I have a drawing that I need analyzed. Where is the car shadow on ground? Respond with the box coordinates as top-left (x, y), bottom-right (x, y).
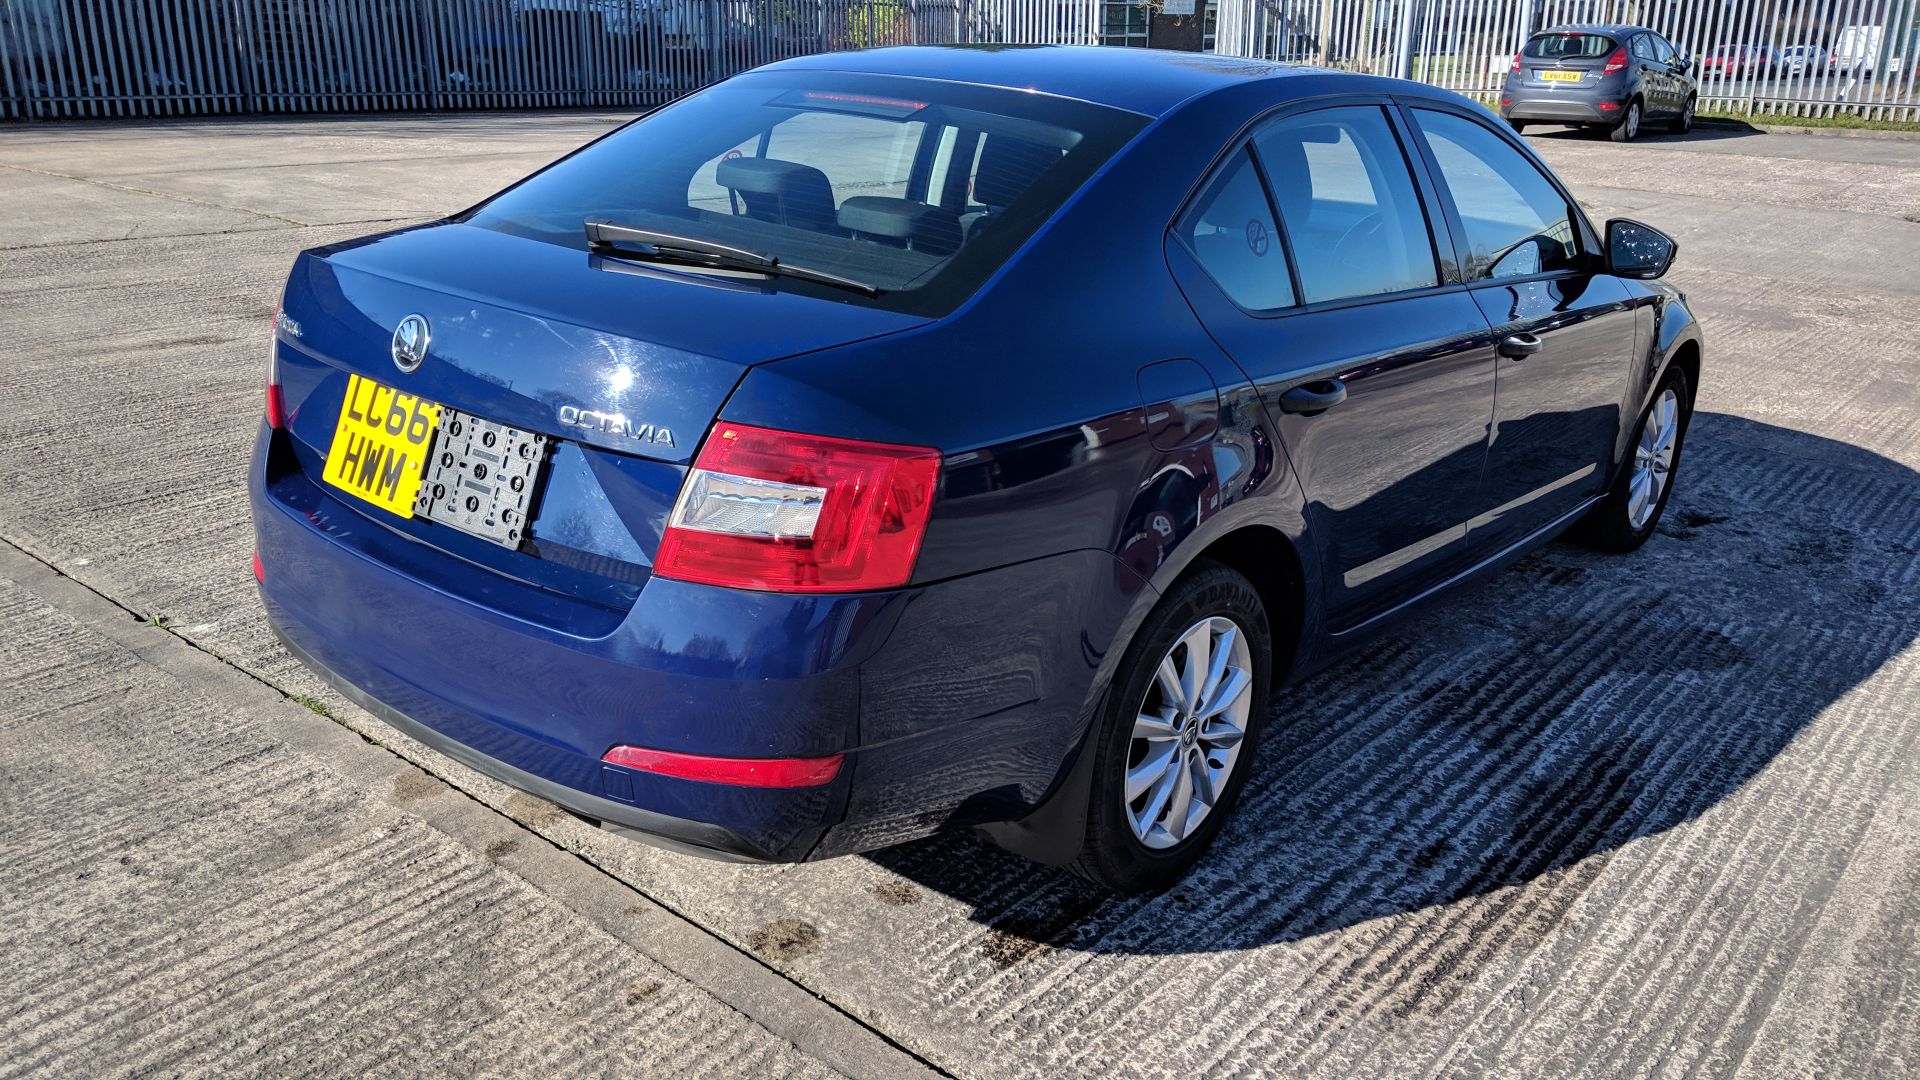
top-left (865, 412), bottom-right (1919, 958)
top-left (1527, 122), bottom-right (1767, 143)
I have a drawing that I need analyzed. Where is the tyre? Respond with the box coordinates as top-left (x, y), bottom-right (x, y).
top-left (1507, 118), bottom-right (1528, 134)
top-left (1609, 98), bottom-right (1643, 142)
top-left (1575, 367), bottom-right (1691, 552)
top-left (1670, 94), bottom-right (1696, 134)
top-left (1068, 562), bottom-right (1272, 893)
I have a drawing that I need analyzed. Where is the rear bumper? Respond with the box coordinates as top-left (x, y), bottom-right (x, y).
top-left (250, 423), bottom-right (1146, 862)
top-left (1503, 97), bottom-right (1617, 123)
top-left (271, 619), bottom-right (777, 862)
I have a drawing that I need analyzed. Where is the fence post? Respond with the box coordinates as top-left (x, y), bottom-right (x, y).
top-left (578, 0), bottom-right (590, 107)
top-left (424, 0), bottom-right (443, 111)
top-left (0, 0), bottom-right (31, 121)
top-left (1393, 0), bottom-right (1416, 77)
top-left (234, 0), bottom-right (259, 114)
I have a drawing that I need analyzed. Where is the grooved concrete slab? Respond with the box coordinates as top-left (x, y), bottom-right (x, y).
top-left (0, 565), bottom-right (849, 1079)
top-left (2, 114), bottom-right (1916, 1079)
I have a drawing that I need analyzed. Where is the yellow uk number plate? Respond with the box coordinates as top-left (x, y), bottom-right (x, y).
top-left (1540, 69), bottom-right (1583, 82)
top-left (323, 374), bottom-right (442, 517)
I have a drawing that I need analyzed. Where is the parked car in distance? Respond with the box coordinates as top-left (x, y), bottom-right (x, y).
top-left (1820, 23), bottom-right (1912, 73)
top-left (1502, 23), bottom-right (1698, 141)
top-left (252, 45), bottom-right (1702, 893)
top-left (1778, 44), bottom-right (1827, 74)
top-left (1699, 43), bottom-right (1774, 76)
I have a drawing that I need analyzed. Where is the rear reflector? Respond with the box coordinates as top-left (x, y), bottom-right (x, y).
top-left (252, 551), bottom-right (264, 583)
top-left (656, 422), bottom-right (940, 593)
top-left (602, 745), bottom-right (845, 787)
top-left (1598, 101), bottom-right (1621, 111)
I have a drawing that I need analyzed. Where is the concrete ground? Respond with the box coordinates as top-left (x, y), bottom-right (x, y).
top-left (1, 113), bottom-right (1917, 1079)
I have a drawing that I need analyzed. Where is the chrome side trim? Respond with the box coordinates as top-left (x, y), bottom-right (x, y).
top-left (1466, 462), bottom-right (1598, 533)
top-left (1342, 523), bottom-right (1467, 589)
top-left (1330, 493), bottom-right (1605, 640)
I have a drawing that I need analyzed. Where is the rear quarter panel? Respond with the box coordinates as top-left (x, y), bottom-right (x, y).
top-left (717, 82), bottom-right (1327, 830)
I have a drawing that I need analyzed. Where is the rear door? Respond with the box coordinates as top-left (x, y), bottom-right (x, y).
top-left (1402, 103), bottom-right (1637, 553)
top-left (1165, 100), bottom-right (1498, 630)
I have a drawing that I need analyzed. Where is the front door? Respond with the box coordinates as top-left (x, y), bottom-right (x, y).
top-left (1404, 104), bottom-right (1637, 552)
top-left (1629, 33), bottom-right (1670, 115)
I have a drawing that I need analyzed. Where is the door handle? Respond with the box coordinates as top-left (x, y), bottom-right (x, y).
top-left (1499, 333), bottom-right (1545, 359)
top-left (1279, 378), bottom-right (1347, 415)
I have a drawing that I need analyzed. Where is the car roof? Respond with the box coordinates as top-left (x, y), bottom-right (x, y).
top-left (1534, 24), bottom-right (1650, 38)
top-left (759, 44), bottom-right (1451, 118)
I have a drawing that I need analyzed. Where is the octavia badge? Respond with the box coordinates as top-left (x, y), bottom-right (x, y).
top-left (557, 405), bottom-right (675, 449)
top-left (391, 314), bottom-right (430, 373)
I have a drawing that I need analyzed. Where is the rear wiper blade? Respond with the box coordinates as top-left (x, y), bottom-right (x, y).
top-left (584, 219), bottom-right (880, 296)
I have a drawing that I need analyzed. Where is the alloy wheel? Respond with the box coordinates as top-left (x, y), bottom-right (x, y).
top-left (1124, 615), bottom-right (1254, 849)
top-left (1628, 387), bottom-right (1680, 529)
top-left (1625, 102), bottom-right (1641, 139)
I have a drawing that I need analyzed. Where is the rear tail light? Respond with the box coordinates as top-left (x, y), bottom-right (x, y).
top-left (602, 745), bottom-right (844, 787)
top-left (1603, 46), bottom-right (1628, 75)
top-left (655, 422), bottom-right (941, 593)
top-left (266, 302), bottom-right (286, 429)
top-left (1510, 52), bottom-right (1522, 74)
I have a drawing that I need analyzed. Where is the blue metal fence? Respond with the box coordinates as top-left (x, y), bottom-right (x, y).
top-left (2, 0), bottom-right (1915, 120)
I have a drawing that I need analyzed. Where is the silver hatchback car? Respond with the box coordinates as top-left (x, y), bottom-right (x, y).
top-left (1501, 24), bottom-right (1699, 142)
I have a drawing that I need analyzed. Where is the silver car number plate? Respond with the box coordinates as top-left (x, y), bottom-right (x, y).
top-left (413, 408), bottom-right (549, 549)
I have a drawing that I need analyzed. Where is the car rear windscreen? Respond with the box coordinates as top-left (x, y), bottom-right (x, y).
top-left (462, 71), bottom-right (1148, 316)
top-left (1523, 32), bottom-right (1619, 60)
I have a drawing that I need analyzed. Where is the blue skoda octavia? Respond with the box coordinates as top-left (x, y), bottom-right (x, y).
top-left (252, 45), bottom-right (1700, 892)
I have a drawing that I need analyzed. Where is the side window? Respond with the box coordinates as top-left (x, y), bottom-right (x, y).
top-left (1412, 108), bottom-right (1581, 281)
top-left (1251, 106), bottom-right (1438, 304)
top-left (688, 134), bottom-right (762, 214)
top-left (966, 134), bottom-right (1066, 212)
top-left (1630, 33), bottom-right (1656, 61)
top-left (1177, 149), bottom-right (1294, 310)
top-left (1650, 35), bottom-right (1677, 63)
top-left (764, 112), bottom-right (926, 205)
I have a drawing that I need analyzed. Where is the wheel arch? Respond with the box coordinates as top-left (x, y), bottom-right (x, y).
top-left (1181, 525), bottom-right (1308, 684)
top-left (1667, 337), bottom-right (1702, 408)
top-left (979, 519), bottom-right (1317, 865)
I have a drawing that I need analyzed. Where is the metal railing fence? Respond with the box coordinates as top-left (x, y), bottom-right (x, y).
top-left (3, 0), bottom-right (1915, 120)
top-left (1217, 0), bottom-right (1920, 119)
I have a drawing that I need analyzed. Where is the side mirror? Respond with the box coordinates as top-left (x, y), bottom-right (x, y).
top-left (1677, 56), bottom-right (1693, 72)
top-left (1606, 218), bottom-right (1677, 279)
